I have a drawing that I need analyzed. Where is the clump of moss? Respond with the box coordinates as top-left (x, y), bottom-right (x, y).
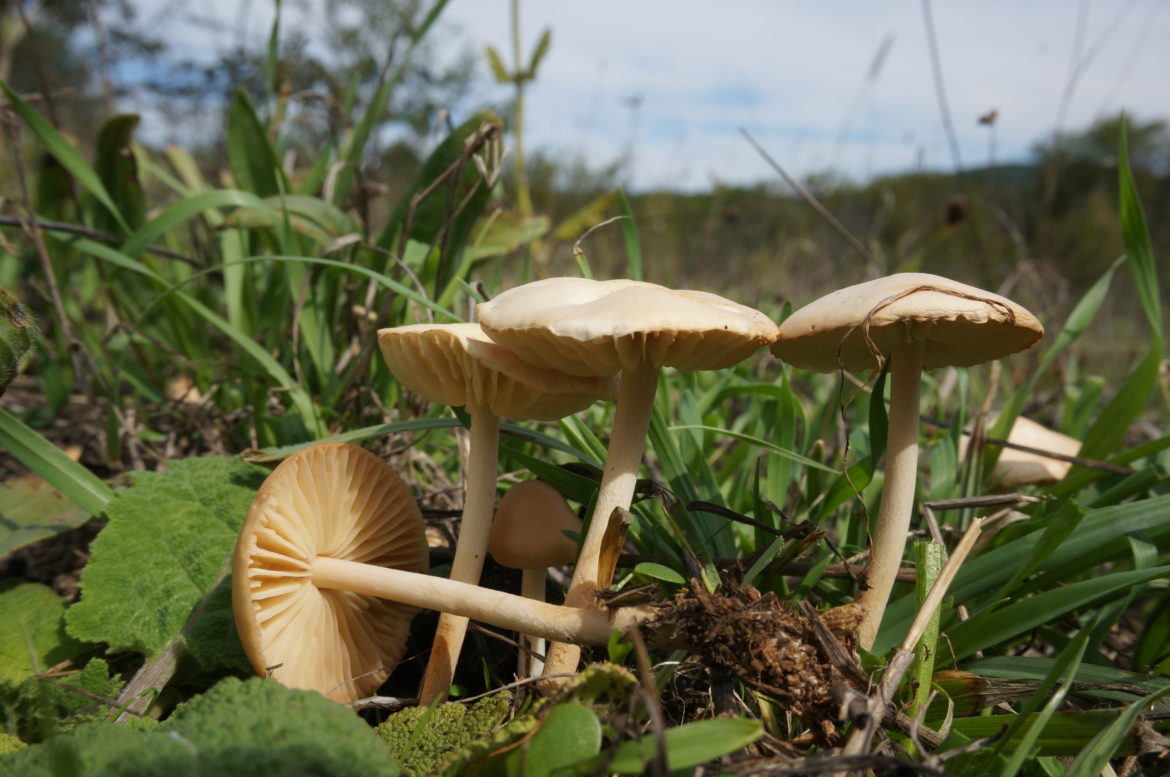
top-left (375, 692), bottom-right (512, 776)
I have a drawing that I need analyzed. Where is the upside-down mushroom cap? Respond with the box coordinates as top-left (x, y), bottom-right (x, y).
top-left (378, 323), bottom-right (613, 420)
top-left (771, 273), bottom-right (1044, 373)
top-left (964, 414), bottom-right (1082, 488)
top-left (489, 480), bottom-right (581, 570)
top-left (232, 442), bottom-right (430, 703)
top-left (475, 277), bottom-right (781, 377)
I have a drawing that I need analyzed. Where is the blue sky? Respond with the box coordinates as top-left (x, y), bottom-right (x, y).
top-left (129, 0), bottom-right (1170, 191)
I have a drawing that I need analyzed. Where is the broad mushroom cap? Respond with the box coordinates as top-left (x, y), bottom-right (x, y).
top-left (378, 323), bottom-right (613, 420)
top-left (476, 277), bottom-right (781, 377)
top-left (232, 442), bottom-right (430, 703)
top-left (771, 273), bottom-right (1044, 372)
top-left (490, 480), bottom-right (581, 570)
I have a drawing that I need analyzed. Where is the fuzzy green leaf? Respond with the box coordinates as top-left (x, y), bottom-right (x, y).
top-left (65, 456), bottom-right (268, 657)
top-left (0, 582), bottom-right (86, 685)
top-left (375, 693), bottom-right (511, 776)
top-left (2, 677), bottom-right (400, 777)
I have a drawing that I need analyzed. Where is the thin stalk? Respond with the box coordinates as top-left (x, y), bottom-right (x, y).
top-left (418, 410), bottom-right (499, 705)
top-left (310, 556), bottom-right (653, 645)
top-left (519, 568), bottom-right (547, 675)
top-left (857, 340), bottom-right (924, 649)
top-left (541, 360), bottom-right (660, 678)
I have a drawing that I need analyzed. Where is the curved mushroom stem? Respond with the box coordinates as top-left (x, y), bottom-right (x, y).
top-left (856, 339), bottom-right (924, 650)
top-left (311, 555), bottom-right (654, 646)
top-left (542, 359), bottom-right (660, 680)
top-left (418, 410), bottom-right (499, 705)
top-left (519, 568), bottom-right (547, 676)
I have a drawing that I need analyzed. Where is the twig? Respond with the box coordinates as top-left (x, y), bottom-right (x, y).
top-left (841, 518), bottom-right (983, 756)
top-left (740, 128), bottom-right (873, 265)
top-left (0, 215), bottom-right (199, 264)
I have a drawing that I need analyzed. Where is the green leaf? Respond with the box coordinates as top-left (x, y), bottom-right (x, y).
top-left (946, 565), bottom-right (1170, 659)
top-left (0, 407), bottom-right (114, 518)
top-left (948, 705), bottom-right (1169, 758)
top-left (3, 677), bottom-right (401, 777)
top-left (0, 582), bottom-right (87, 685)
top-left (227, 89), bottom-right (284, 198)
top-left (93, 114), bottom-right (146, 233)
top-left (121, 188), bottom-right (273, 260)
top-left (1064, 685), bottom-right (1170, 775)
top-left (1117, 116), bottom-right (1162, 338)
top-left (605, 717), bottom-right (762, 774)
top-left (507, 703), bottom-right (600, 777)
top-left (634, 562), bottom-right (685, 585)
top-left (0, 81), bottom-right (130, 235)
top-left (65, 456), bottom-right (268, 656)
top-left (485, 44), bottom-right (510, 83)
top-left (526, 29), bottom-right (552, 80)
top-left (0, 476), bottom-right (90, 558)
top-left (375, 693), bottom-right (510, 776)
top-left (670, 425), bottom-right (838, 473)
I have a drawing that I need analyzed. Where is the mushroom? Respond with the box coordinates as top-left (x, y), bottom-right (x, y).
top-left (477, 277), bottom-right (781, 677)
top-left (233, 442), bottom-right (657, 700)
top-left (962, 413), bottom-right (1081, 489)
top-left (489, 479), bottom-right (582, 676)
top-left (770, 273), bottom-right (1043, 649)
top-left (232, 441), bottom-right (430, 703)
top-left (378, 322), bottom-right (612, 703)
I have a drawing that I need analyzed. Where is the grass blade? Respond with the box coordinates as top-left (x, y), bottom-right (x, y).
top-left (0, 407), bottom-right (114, 516)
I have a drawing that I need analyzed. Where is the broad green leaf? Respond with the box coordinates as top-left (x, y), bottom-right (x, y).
top-left (0, 476), bottom-right (90, 558)
top-left (507, 702), bottom-right (601, 776)
top-left (0, 81), bottom-right (130, 235)
top-left (0, 658), bottom-right (123, 745)
top-left (485, 43), bottom-right (510, 83)
top-left (604, 717), bottom-right (762, 774)
top-left (224, 194), bottom-right (357, 239)
top-left (121, 189), bottom-right (273, 260)
top-left (3, 677), bottom-right (400, 777)
top-left (0, 407), bottom-right (114, 517)
top-left (634, 562), bottom-right (685, 585)
top-left (0, 582), bottom-right (87, 684)
top-left (93, 114), bottom-right (145, 234)
top-left (946, 565), bottom-right (1170, 659)
top-left (65, 456), bottom-right (268, 656)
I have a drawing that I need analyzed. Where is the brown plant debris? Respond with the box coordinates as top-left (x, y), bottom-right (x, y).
top-left (661, 579), bottom-right (863, 738)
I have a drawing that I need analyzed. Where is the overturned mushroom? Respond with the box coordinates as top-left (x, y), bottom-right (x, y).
top-left (378, 322), bottom-right (611, 703)
top-left (234, 441), bottom-right (658, 698)
top-left (478, 277), bottom-right (780, 678)
top-left (771, 273), bottom-right (1042, 649)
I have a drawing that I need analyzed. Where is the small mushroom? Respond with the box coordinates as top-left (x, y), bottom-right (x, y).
top-left (489, 479), bottom-right (582, 676)
top-left (232, 442), bottom-right (430, 703)
top-left (234, 442), bottom-right (656, 698)
top-left (378, 322), bottom-right (611, 703)
top-left (478, 277), bottom-right (780, 678)
top-left (771, 273), bottom-right (1043, 649)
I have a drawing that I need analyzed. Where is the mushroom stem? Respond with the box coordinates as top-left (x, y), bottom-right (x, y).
top-left (418, 410), bottom-right (499, 705)
top-left (519, 568), bottom-right (548, 675)
top-left (310, 555), bottom-right (654, 646)
top-left (856, 339), bottom-right (924, 649)
top-left (542, 359), bottom-right (660, 678)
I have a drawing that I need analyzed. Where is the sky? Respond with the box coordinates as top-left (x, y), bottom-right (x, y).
top-left (125, 0), bottom-right (1170, 192)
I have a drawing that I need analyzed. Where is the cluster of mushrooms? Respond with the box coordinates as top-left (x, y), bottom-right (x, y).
top-left (231, 273), bottom-right (1044, 704)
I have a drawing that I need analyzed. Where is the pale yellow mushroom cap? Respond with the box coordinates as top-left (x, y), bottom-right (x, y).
top-left (232, 442), bottom-right (430, 703)
top-left (378, 323), bottom-right (613, 421)
top-left (489, 480), bottom-right (581, 570)
top-left (962, 414), bottom-right (1082, 488)
top-left (476, 277), bottom-right (781, 377)
top-left (771, 273), bottom-right (1044, 373)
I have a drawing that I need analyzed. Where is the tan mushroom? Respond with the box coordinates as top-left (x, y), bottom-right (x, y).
top-left (477, 277), bottom-right (780, 678)
top-left (232, 442), bottom-right (430, 703)
top-left (489, 479), bottom-right (582, 675)
top-left (234, 443), bottom-right (657, 694)
top-left (962, 413), bottom-right (1081, 489)
top-left (771, 273), bottom-right (1043, 649)
top-left (378, 322), bottom-right (611, 703)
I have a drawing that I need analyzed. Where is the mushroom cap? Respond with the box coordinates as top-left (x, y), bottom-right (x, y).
top-left (378, 323), bottom-right (613, 421)
top-left (476, 277), bottom-right (781, 377)
top-left (963, 414), bottom-right (1082, 488)
top-left (232, 442), bottom-right (430, 703)
top-left (771, 273), bottom-right (1044, 372)
top-left (489, 480), bottom-right (581, 569)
